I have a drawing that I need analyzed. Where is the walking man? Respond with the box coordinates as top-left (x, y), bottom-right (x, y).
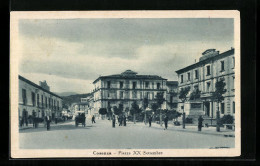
top-left (123, 115), bottom-right (126, 126)
top-left (112, 115), bottom-right (116, 128)
top-left (198, 116), bottom-right (204, 131)
top-left (92, 115), bottom-right (96, 124)
top-left (164, 115), bottom-right (169, 130)
top-left (119, 116), bottom-right (122, 126)
top-left (148, 115), bottom-right (152, 127)
top-left (46, 115), bottom-right (51, 131)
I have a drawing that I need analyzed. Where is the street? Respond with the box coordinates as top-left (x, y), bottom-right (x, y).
top-left (19, 119), bottom-right (235, 149)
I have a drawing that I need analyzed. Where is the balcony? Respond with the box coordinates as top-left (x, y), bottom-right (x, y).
top-left (200, 92), bottom-right (214, 98)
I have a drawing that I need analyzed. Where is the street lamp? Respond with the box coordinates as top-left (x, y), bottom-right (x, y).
top-left (145, 107), bottom-right (151, 125)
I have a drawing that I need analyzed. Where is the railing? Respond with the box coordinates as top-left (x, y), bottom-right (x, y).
top-left (200, 92), bottom-right (214, 98)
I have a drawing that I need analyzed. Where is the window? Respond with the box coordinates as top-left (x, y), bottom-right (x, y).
top-left (132, 91), bottom-right (137, 98)
top-left (206, 82), bottom-right (211, 92)
top-left (170, 96), bottom-right (173, 103)
top-left (49, 98), bottom-right (51, 108)
top-left (157, 83), bottom-right (161, 90)
top-left (195, 70), bottom-right (198, 79)
top-left (107, 93), bottom-right (110, 98)
top-left (151, 92), bottom-right (154, 99)
top-left (146, 92), bottom-right (150, 99)
top-left (41, 95), bottom-right (43, 107)
top-left (54, 100), bottom-right (56, 110)
top-left (45, 97), bottom-right (47, 108)
top-left (221, 61), bottom-right (225, 71)
top-left (133, 82), bottom-right (136, 89)
top-left (57, 101), bottom-right (59, 110)
top-left (37, 94), bottom-right (39, 107)
top-left (31, 92), bottom-right (35, 106)
top-left (187, 72), bottom-right (190, 81)
top-left (120, 82), bottom-right (124, 89)
top-left (107, 81), bottom-right (111, 89)
top-left (22, 89), bottom-right (27, 105)
top-left (120, 91), bottom-right (124, 99)
top-left (233, 101), bottom-right (235, 113)
top-left (221, 103), bottom-right (225, 114)
top-left (206, 65), bottom-right (211, 75)
top-left (181, 75), bottom-right (183, 83)
top-left (152, 82), bottom-right (154, 89)
top-left (145, 82), bottom-right (149, 88)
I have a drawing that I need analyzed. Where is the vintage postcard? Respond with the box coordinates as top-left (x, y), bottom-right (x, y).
top-left (10, 10), bottom-right (241, 158)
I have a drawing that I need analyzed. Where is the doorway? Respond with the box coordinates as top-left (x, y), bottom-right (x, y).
top-left (204, 102), bottom-right (210, 116)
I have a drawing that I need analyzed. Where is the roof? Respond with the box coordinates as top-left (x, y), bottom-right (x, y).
top-left (93, 70), bottom-right (167, 83)
top-left (175, 48), bottom-right (234, 74)
top-left (19, 75), bottom-right (62, 99)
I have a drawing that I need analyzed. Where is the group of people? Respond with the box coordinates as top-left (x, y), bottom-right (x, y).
top-left (112, 115), bottom-right (126, 127)
top-left (147, 115), bottom-right (169, 130)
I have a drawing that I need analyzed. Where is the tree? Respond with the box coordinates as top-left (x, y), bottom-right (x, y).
top-left (212, 78), bottom-right (226, 132)
top-left (99, 108), bottom-right (107, 120)
top-left (130, 101), bottom-right (142, 124)
top-left (143, 98), bottom-right (149, 125)
top-left (178, 86), bottom-right (190, 129)
top-left (118, 103), bottom-right (124, 116)
top-left (155, 92), bottom-right (165, 126)
top-left (113, 106), bottom-right (120, 116)
top-left (189, 89), bottom-right (201, 101)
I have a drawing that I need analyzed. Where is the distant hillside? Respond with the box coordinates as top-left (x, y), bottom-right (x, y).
top-left (55, 92), bottom-right (78, 97)
top-left (62, 93), bottom-right (92, 108)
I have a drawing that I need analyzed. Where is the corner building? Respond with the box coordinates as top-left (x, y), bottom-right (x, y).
top-left (92, 70), bottom-right (167, 113)
top-left (19, 75), bottom-right (63, 121)
top-left (175, 48), bottom-right (235, 119)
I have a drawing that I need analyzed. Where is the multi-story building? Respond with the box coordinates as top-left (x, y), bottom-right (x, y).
top-left (19, 75), bottom-right (63, 122)
top-left (92, 70), bottom-right (168, 113)
top-left (175, 48), bottom-right (235, 119)
top-left (166, 81), bottom-right (178, 110)
top-left (70, 94), bottom-right (96, 119)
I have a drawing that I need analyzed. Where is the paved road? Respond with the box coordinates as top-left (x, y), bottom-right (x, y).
top-left (19, 119), bottom-right (235, 149)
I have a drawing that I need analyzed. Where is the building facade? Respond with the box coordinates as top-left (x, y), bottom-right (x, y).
top-left (166, 81), bottom-right (178, 110)
top-left (19, 75), bottom-right (63, 122)
top-left (175, 48), bottom-right (235, 119)
top-left (92, 70), bottom-right (167, 114)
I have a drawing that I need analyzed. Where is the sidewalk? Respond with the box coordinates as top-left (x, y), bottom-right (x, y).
top-left (130, 121), bottom-right (235, 137)
top-left (19, 120), bottom-right (72, 130)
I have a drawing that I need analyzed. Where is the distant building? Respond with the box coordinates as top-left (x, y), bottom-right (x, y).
top-left (92, 70), bottom-right (168, 114)
top-left (175, 48), bottom-right (235, 119)
top-left (166, 81), bottom-right (178, 110)
top-left (70, 94), bottom-right (95, 119)
top-left (19, 75), bottom-right (63, 122)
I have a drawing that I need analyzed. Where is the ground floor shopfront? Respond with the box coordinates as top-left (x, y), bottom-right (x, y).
top-left (19, 104), bottom-right (62, 126)
top-left (177, 96), bottom-right (235, 119)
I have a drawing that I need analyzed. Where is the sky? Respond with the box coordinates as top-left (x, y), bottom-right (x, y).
top-left (18, 18), bottom-right (234, 94)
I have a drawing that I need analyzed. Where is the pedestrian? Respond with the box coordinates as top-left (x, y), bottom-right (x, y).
top-left (148, 115), bottom-right (152, 127)
top-left (92, 115), bottom-right (96, 124)
top-left (164, 115), bottom-right (169, 130)
top-left (112, 115), bottom-right (116, 128)
top-left (119, 116), bottom-right (123, 126)
top-left (198, 116), bottom-right (204, 131)
top-left (55, 116), bottom-right (58, 124)
top-left (123, 115), bottom-right (126, 126)
top-left (46, 115), bottom-right (51, 131)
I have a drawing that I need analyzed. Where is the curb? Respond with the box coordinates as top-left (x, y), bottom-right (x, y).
top-left (133, 123), bottom-right (235, 138)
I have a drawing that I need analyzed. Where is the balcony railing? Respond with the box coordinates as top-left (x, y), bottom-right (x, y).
top-left (200, 92), bottom-right (214, 98)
